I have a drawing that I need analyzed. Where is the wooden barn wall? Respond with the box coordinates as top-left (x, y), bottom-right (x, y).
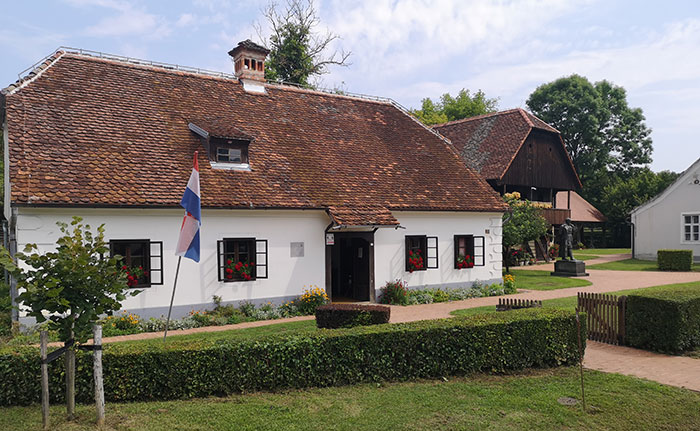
top-left (500, 130), bottom-right (579, 191)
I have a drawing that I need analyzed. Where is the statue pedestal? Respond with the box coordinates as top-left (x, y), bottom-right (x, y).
top-left (551, 260), bottom-right (589, 277)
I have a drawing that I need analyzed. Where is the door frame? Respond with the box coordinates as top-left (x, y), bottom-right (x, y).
top-left (325, 230), bottom-right (375, 302)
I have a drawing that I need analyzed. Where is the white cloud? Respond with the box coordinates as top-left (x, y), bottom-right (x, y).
top-left (323, 0), bottom-right (594, 79)
top-left (85, 9), bottom-right (171, 38)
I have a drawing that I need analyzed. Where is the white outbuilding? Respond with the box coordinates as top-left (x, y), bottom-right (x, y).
top-left (630, 158), bottom-right (700, 261)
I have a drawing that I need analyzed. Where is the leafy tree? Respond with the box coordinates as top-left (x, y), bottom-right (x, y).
top-left (0, 217), bottom-right (137, 343)
top-left (501, 193), bottom-right (548, 273)
top-left (258, 0), bottom-right (350, 86)
top-left (597, 168), bottom-right (679, 224)
top-left (411, 89), bottom-right (499, 126)
top-left (526, 74), bottom-right (652, 183)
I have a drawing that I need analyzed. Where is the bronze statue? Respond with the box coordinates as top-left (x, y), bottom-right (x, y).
top-left (558, 218), bottom-right (577, 261)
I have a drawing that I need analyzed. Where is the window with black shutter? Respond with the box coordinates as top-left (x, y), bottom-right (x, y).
top-left (454, 235), bottom-right (475, 269)
top-left (109, 239), bottom-right (163, 287)
top-left (217, 238), bottom-right (268, 281)
top-left (405, 235), bottom-right (427, 272)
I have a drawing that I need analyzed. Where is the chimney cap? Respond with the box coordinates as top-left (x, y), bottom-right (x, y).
top-left (228, 39), bottom-right (270, 58)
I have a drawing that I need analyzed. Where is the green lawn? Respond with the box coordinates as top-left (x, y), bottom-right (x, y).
top-left (508, 270), bottom-right (592, 291)
top-left (2, 367), bottom-right (698, 430)
top-left (451, 281), bottom-right (700, 317)
top-left (588, 258), bottom-right (700, 272)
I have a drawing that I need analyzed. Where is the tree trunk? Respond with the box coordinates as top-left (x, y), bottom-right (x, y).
top-left (504, 245), bottom-right (511, 273)
top-left (65, 328), bottom-right (75, 420)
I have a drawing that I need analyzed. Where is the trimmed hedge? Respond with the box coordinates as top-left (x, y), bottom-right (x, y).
top-left (626, 285), bottom-right (700, 352)
top-left (316, 304), bottom-right (390, 328)
top-left (0, 309), bottom-right (582, 406)
top-left (657, 249), bottom-right (693, 271)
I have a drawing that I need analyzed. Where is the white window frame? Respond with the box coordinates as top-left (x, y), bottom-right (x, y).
top-left (681, 213), bottom-right (700, 244)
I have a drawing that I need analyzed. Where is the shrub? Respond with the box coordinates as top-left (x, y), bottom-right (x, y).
top-left (100, 312), bottom-right (142, 337)
top-left (626, 285), bottom-right (700, 352)
top-left (0, 282), bottom-right (11, 337)
top-left (379, 279), bottom-right (409, 305)
top-left (657, 249), bottom-right (693, 271)
top-left (294, 286), bottom-right (329, 315)
top-left (503, 274), bottom-right (516, 294)
top-left (315, 304), bottom-right (391, 329)
top-left (0, 308), bottom-right (582, 406)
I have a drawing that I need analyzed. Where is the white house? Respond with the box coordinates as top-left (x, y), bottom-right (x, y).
top-left (630, 157), bottom-right (700, 261)
top-left (1, 41), bottom-right (506, 321)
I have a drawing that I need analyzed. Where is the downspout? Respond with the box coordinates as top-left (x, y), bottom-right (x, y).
top-left (627, 215), bottom-right (635, 259)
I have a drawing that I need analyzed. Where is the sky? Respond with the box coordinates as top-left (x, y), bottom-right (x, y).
top-left (1, 0), bottom-right (699, 173)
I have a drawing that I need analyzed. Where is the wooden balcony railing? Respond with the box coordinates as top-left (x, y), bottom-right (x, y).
top-left (540, 208), bottom-right (571, 226)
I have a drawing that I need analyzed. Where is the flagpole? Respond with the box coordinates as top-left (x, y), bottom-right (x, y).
top-left (163, 256), bottom-right (182, 342)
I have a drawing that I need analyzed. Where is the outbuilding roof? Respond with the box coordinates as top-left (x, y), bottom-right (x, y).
top-left (432, 108), bottom-right (580, 187)
top-left (2, 51), bottom-right (506, 213)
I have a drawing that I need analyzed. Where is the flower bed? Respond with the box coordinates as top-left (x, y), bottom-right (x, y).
top-left (378, 278), bottom-right (517, 306)
top-left (98, 286), bottom-right (329, 337)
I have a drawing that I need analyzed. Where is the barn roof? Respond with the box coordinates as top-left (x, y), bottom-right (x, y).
top-left (555, 191), bottom-right (607, 223)
top-left (2, 50), bottom-right (506, 216)
top-left (432, 108), bottom-right (581, 187)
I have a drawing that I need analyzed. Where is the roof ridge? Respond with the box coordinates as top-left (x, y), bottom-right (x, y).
top-left (3, 47), bottom-right (395, 107)
top-left (431, 108), bottom-right (524, 128)
top-left (517, 107), bottom-right (534, 127)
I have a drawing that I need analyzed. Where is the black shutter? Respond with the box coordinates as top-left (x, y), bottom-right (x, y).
top-left (405, 236), bottom-right (411, 271)
top-left (426, 236), bottom-right (438, 269)
top-left (453, 235), bottom-right (460, 268)
top-left (217, 239), bottom-right (225, 281)
top-left (474, 236), bottom-right (485, 266)
top-left (255, 239), bottom-right (268, 279)
top-left (149, 241), bottom-right (163, 285)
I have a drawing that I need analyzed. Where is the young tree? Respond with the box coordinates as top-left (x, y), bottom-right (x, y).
top-left (0, 217), bottom-right (138, 417)
top-left (526, 75), bottom-right (652, 183)
top-left (501, 193), bottom-right (548, 273)
top-left (411, 89), bottom-right (499, 126)
top-left (258, 0), bottom-right (350, 86)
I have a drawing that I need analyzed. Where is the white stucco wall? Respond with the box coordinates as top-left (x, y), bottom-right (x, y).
top-left (632, 167), bottom-right (700, 261)
top-left (14, 208), bottom-right (503, 319)
top-left (375, 211), bottom-right (503, 288)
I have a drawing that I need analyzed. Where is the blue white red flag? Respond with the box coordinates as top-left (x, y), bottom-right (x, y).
top-left (175, 151), bottom-right (201, 262)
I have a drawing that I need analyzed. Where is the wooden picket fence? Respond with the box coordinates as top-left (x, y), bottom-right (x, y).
top-left (496, 298), bottom-right (542, 311)
top-left (577, 292), bottom-right (627, 345)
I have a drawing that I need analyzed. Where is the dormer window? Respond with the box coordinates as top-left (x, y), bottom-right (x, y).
top-left (188, 121), bottom-right (253, 171)
top-left (217, 147), bottom-right (242, 163)
top-left (214, 138), bottom-right (248, 165)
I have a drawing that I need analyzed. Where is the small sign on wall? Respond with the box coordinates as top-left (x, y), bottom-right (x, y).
top-left (290, 242), bottom-right (305, 257)
top-left (325, 233), bottom-right (335, 246)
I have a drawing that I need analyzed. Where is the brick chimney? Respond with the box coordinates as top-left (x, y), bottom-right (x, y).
top-left (228, 39), bottom-right (270, 82)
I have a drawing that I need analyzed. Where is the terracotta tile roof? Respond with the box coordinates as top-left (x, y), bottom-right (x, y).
top-left (189, 117), bottom-right (254, 140)
top-left (2, 52), bottom-right (506, 213)
top-left (555, 191), bottom-right (607, 223)
top-left (432, 108), bottom-right (572, 181)
top-left (327, 205), bottom-right (399, 227)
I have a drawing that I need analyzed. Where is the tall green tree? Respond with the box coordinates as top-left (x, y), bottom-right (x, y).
top-left (596, 168), bottom-right (679, 224)
top-left (259, 0), bottom-right (350, 87)
top-left (526, 75), bottom-right (652, 183)
top-left (411, 89), bottom-right (499, 126)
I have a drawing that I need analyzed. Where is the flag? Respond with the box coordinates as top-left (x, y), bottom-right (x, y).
top-left (175, 151), bottom-right (201, 262)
